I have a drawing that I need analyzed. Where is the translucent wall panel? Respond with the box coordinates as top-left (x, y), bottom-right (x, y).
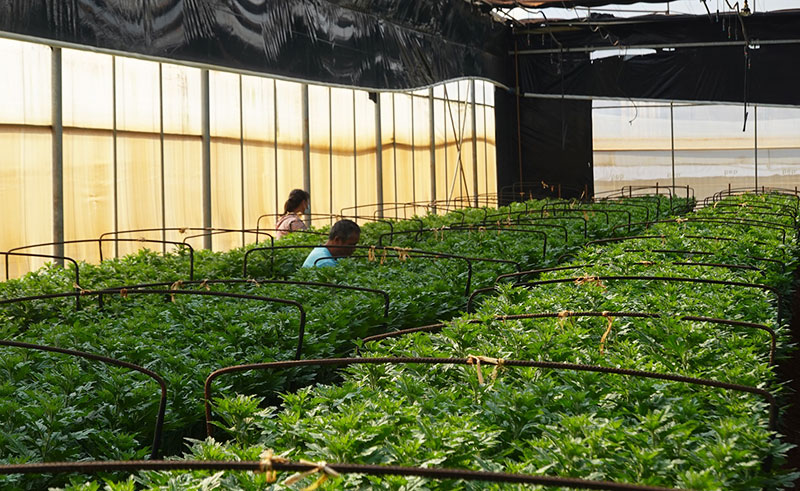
top-left (162, 64), bottom-right (202, 135)
top-left (476, 104), bottom-right (489, 198)
top-left (63, 130), bottom-right (114, 263)
top-left (309, 85), bottom-right (333, 226)
top-left (116, 134), bottom-right (163, 255)
top-left (63, 49), bottom-right (113, 129)
top-left (210, 71), bottom-right (243, 251)
top-left (433, 97), bottom-right (448, 205)
top-left (243, 76), bottom-right (279, 231)
top-left (485, 105), bottom-right (498, 198)
top-left (673, 104), bottom-right (755, 199)
top-left (115, 57), bottom-right (163, 255)
top-left (379, 93), bottom-right (396, 212)
top-left (330, 87), bottom-right (356, 215)
top-left (355, 90), bottom-right (378, 214)
top-left (755, 106), bottom-right (800, 191)
top-left (211, 140), bottom-right (244, 250)
top-left (0, 39), bottom-right (51, 125)
top-left (0, 128), bottom-right (53, 278)
top-left (162, 64), bottom-right (203, 247)
top-left (412, 94), bottom-right (432, 204)
top-left (593, 102), bottom-right (673, 195)
top-left (116, 57), bottom-right (160, 133)
top-left (0, 39), bottom-right (53, 278)
top-left (163, 136), bottom-right (203, 248)
top-left (391, 94), bottom-right (415, 210)
top-left (275, 80), bottom-right (305, 216)
top-left (62, 48), bottom-right (115, 262)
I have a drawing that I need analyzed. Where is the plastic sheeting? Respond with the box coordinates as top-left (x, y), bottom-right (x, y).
top-left (0, 0), bottom-right (510, 90)
top-left (516, 12), bottom-right (800, 106)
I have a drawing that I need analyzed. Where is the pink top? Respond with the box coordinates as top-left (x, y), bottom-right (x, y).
top-left (275, 214), bottom-right (307, 239)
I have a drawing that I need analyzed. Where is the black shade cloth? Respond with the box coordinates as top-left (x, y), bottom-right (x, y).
top-left (0, 0), bottom-right (510, 90)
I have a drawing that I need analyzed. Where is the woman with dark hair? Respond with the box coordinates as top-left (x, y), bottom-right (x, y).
top-left (275, 189), bottom-right (309, 239)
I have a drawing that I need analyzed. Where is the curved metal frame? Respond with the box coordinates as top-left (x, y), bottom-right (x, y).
top-left (0, 288), bottom-right (307, 360)
top-left (359, 312), bottom-right (776, 365)
top-left (0, 340), bottom-right (167, 459)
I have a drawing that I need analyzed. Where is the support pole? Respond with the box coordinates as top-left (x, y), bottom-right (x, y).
top-left (51, 47), bottom-right (64, 267)
top-left (670, 101), bottom-right (676, 189)
top-left (201, 69), bottom-right (212, 251)
top-left (429, 87), bottom-right (436, 212)
top-left (374, 92), bottom-right (384, 218)
top-left (302, 83), bottom-right (312, 226)
top-left (754, 105), bottom-right (758, 191)
top-left (471, 79), bottom-right (479, 208)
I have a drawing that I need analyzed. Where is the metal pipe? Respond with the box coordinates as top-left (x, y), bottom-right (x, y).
top-left (513, 38), bottom-right (800, 55)
top-left (471, 79), bottom-right (479, 207)
top-left (201, 69), bottom-right (212, 250)
top-left (112, 55), bottom-right (119, 258)
top-left (754, 105), bottom-right (759, 190)
top-left (302, 83), bottom-right (312, 226)
top-left (670, 101), bottom-right (676, 189)
top-left (527, 92), bottom-right (800, 110)
top-left (429, 87), bottom-right (437, 210)
top-left (159, 63), bottom-right (167, 253)
top-left (240, 75), bottom-right (246, 245)
top-left (375, 91), bottom-right (384, 218)
top-left (51, 47), bottom-right (64, 267)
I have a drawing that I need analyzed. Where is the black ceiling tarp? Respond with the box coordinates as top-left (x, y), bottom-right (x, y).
top-left (520, 44), bottom-right (800, 106)
top-left (484, 0), bottom-right (679, 8)
top-left (0, 0), bottom-right (510, 90)
top-left (514, 11), bottom-right (800, 50)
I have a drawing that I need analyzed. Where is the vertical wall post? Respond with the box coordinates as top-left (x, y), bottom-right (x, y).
top-left (352, 91), bottom-right (358, 211)
top-left (159, 63), bottom-right (167, 253)
top-left (471, 79), bottom-right (479, 208)
top-left (51, 47), bottom-right (64, 266)
top-left (429, 87), bottom-right (436, 211)
top-left (754, 105), bottom-right (758, 191)
top-left (328, 87), bottom-right (333, 223)
top-left (240, 75), bottom-right (246, 244)
top-left (374, 92), bottom-right (384, 218)
top-left (670, 101), bottom-right (676, 189)
top-left (302, 83), bottom-right (311, 226)
top-left (112, 56), bottom-right (119, 258)
top-left (201, 69), bottom-right (212, 250)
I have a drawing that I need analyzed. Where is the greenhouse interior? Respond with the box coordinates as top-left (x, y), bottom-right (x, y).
top-left (1, 0), bottom-right (799, 489)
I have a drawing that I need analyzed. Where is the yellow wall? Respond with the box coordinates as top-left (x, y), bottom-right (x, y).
top-left (0, 37), bottom-right (498, 278)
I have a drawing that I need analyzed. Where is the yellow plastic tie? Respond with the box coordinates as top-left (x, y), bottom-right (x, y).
top-left (248, 278), bottom-right (261, 287)
top-left (258, 449), bottom-right (289, 483)
top-left (396, 247), bottom-right (410, 262)
top-left (466, 355), bottom-right (505, 385)
top-left (676, 217), bottom-right (688, 223)
top-left (637, 261), bottom-right (655, 266)
top-left (599, 311), bottom-right (615, 355)
top-left (283, 459), bottom-right (340, 490)
top-left (119, 288), bottom-right (128, 299)
top-left (368, 246), bottom-right (376, 262)
top-left (540, 181), bottom-right (548, 189)
top-left (73, 283), bottom-right (92, 296)
top-left (557, 310), bottom-right (573, 327)
top-left (178, 227), bottom-right (187, 234)
top-left (199, 279), bottom-right (210, 291)
top-left (478, 226), bottom-right (487, 234)
top-left (169, 280), bottom-right (184, 303)
top-left (380, 248), bottom-right (387, 265)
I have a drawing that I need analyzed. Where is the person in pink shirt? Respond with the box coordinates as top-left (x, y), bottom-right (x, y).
top-left (275, 189), bottom-right (310, 239)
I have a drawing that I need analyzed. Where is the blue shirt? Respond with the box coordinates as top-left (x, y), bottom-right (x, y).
top-left (302, 246), bottom-right (337, 268)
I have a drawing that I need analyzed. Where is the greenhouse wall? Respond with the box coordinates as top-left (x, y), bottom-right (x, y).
top-left (593, 101), bottom-right (800, 199)
top-left (0, 38), bottom-right (497, 279)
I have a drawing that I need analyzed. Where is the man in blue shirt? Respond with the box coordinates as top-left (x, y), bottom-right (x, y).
top-left (302, 219), bottom-right (361, 268)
